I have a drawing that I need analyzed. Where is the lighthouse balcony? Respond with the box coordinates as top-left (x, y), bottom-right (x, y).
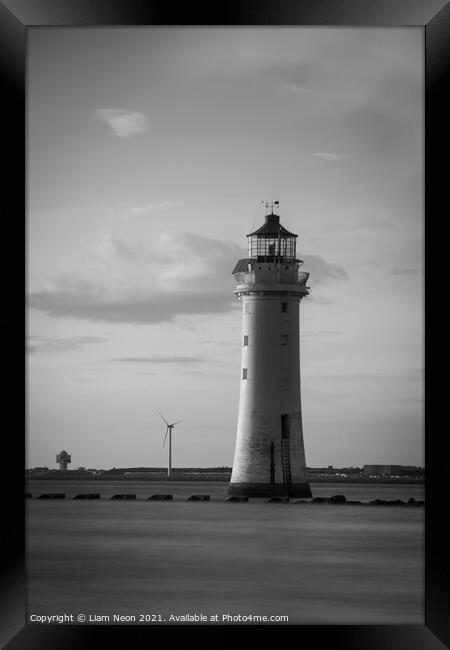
top-left (233, 269), bottom-right (309, 295)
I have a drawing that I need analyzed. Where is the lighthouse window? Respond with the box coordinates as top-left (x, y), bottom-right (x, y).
top-left (244, 302), bottom-right (251, 314)
top-left (243, 335), bottom-right (249, 347)
top-left (281, 302), bottom-right (288, 313)
top-left (281, 335), bottom-right (288, 346)
top-left (242, 368), bottom-right (248, 380)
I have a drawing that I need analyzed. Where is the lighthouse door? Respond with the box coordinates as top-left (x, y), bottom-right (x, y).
top-left (281, 415), bottom-right (293, 495)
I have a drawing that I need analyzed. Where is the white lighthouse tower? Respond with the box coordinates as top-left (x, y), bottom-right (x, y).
top-left (228, 203), bottom-right (312, 498)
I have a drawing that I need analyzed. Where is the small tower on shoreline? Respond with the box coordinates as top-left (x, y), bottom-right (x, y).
top-left (228, 203), bottom-right (312, 498)
top-left (56, 450), bottom-right (71, 472)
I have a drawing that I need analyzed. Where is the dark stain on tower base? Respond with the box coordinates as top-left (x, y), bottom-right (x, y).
top-left (228, 482), bottom-right (312, 498)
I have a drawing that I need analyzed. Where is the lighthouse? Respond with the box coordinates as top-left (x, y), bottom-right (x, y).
top-left (228, 203), bottom-right (312, 498)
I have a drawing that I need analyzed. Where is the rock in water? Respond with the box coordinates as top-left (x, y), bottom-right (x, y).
top-left (187, 495), bottom-right (210, 501)
top-left (147, 495), bottom-right (173, 501)
top-left (328, 494), bottom-right (346, 504)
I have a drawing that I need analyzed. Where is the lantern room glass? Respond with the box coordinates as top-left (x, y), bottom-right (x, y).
top-left (247, 234), bottom-right (297, 260)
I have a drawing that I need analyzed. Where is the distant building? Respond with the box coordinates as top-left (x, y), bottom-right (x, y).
top-left (27, 466), bottom-right (49, 474)
top-left (363, 464), bottom-right (402, 477)
top-left (56, 450), bottom-right (71, 471)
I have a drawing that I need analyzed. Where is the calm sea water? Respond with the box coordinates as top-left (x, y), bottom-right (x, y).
top-left (26, 481), bottom-right (424, 625)
top-left (26, 479), bottom-right (425, 502)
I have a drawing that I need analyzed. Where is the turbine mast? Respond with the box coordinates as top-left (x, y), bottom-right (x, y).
top-left (168, 425), bottom-right (172, 477)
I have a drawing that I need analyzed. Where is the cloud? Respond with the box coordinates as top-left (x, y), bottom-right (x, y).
top-left (307, 296), bottom-right (333, 306)
top-left (91, 233), bottom-right (147, 260)
top-left (109, 356), bottom-right (203, 364)
top-left (27, 233), bottom-right (347, 325)
top-left (314, 153), bottom-right (349, 161)
top-left (309, 372), bottom-right (382, 381)
top-left (27, 232), bottom-right (242, 324)
top-left (127, 201), bottom-right (180, 216)
top-left (96, 109), bottom-right (147, 137)
top-left (302, 254), bottom-right (349, 284)
top-left (303, 330), bottom-right (343, 337)
top-left (346, 221), bottom-right (397, 233)
top-left (285, 81), bottom-right (312, 95)
top-left (28, 282), bottom-right (236, 325)
top-left (308, 370), bottom-right (424, 382)
top-left (388, 267), bottom-right (420, 275)
top-left (27, 336), bottom-right (107, 354)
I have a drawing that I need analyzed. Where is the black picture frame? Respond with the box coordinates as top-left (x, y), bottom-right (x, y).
top-left (3, 0), bottom-right (448, 648)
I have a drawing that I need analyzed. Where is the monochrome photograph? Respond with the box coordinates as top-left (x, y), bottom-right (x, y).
top-left (26, 26), bottom-right (424, 626)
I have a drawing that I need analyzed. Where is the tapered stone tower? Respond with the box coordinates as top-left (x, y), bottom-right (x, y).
top-left (228, 205), bottom-right (311, 498)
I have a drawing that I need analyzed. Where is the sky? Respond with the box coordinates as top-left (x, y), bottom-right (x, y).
top-left (27, 27), bottom-right (424, 470)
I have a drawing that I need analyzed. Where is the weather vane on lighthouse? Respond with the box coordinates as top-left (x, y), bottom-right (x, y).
top-left (265, 199), bottom-right (279, 214)
top-left (228, 202), bottom-right (311, 498)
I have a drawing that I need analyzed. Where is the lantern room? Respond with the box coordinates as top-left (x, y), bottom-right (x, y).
top-left (247, 213), bottom-right (297, 262)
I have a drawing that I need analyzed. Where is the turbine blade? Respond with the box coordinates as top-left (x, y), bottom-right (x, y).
top-left (170, 420), bottom-right (183, 426)
top-left (158, 411), bottom-right (169, 426)
top-left (163, 426), bottom-right (169, 447)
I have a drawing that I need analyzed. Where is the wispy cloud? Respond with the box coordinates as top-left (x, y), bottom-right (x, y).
top-left (346, 221), bottom-right (397, 233)
top-left (314, 152), bottom-right (349, 161)
top-left (302, 254), bottom-right (349, 284)
top-left (303, 330), bottom-right (343, 337)
top-left (127, 201), bottom-right (180, 216)
top-left (91, 233), bottom-right (147, 260)
top-left (308, 370), bottom-right (424, 382)
top-left (308, 372), bottom-right (382, 381)
top-left (27, 336), bottom-right (107, 354)
top-left (307, 296), bottom-right (333, 306)
top-left (109, 356), bottom-right (203, 364)
top-left (120, 201), bottom-right (180, 219)
top-left (388, 267), bottom-right (420, 275)
top-left (96, 109), bottom-right (147, 137)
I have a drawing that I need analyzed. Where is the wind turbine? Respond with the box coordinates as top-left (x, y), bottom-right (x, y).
top-left (158, 412), bottom-right (183, 477)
